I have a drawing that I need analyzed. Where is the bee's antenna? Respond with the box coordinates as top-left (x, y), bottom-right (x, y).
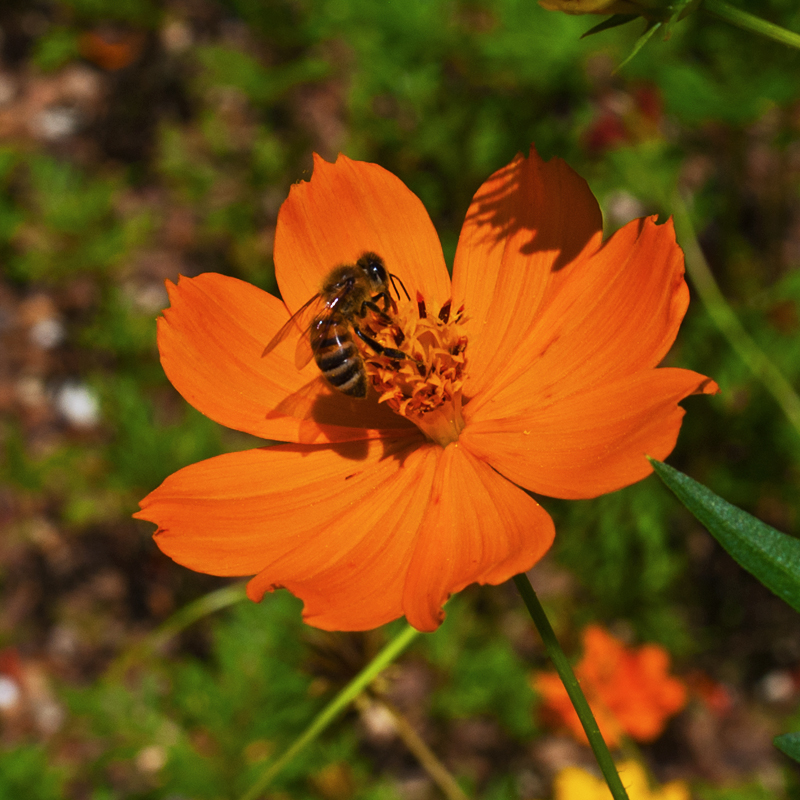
top-left (389, 273), bottom-right (411, 301)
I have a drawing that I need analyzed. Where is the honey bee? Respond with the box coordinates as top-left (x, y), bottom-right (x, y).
top-left (263, 252), bottom-right (410, 398)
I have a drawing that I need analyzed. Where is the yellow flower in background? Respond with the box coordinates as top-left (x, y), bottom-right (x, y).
top-left (547, 761), bottom-right (690, 800)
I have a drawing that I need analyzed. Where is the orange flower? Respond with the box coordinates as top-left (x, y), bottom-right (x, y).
top-left (78, 30), bottom-right (145, 72)
top-left (535, 625), bottom-right (688, 746)
top-left (134, 146), bottom-right (716, 632)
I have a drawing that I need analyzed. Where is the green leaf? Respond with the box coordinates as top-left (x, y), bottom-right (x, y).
top-left (774, 732), bottom-right (800, 763)
top-left (664, 0), bottom-right (700, 36)
top-left (616, 21), bottom-right (662, 71)
top-left (581, 14), bottom-right (637, 39)
top-left (649, 459), bottom-right (800, 613)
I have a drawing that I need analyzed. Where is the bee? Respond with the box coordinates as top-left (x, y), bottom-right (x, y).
top-left (263, 252), bottom-right (410, 398)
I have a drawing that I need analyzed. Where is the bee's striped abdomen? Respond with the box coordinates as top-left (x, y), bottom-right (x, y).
top-left (310, 314), bottom-right (367, 398)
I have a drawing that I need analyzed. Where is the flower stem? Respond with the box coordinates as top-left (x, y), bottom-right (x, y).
top-left (107, 582), bottom-right (248, 682)
top-left (365, 697), bottom-right (470, 800)
top-left (671, 191), bottom-right (800, 442)
top-left (702, 0), bottom-right (800, 50)
top-left (238, 623), bottom-right (420, 800)
top-left (513, 573), bottom-right (629, 800)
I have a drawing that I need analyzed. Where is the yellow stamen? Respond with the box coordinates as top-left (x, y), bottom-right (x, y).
top-left (360, 296), bottom-right (468, 448)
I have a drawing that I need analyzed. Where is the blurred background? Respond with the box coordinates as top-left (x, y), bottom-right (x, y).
top-left (1, 0), bottom-right (799, 797)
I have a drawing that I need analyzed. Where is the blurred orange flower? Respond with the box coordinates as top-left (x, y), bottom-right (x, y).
top-left (543, 760), bottom-right (690, 800)
top-left (535, 625), bottom-right (688, 746)
top-left (79, 30), bottom-right (145, 72)
top-left (134, 147), bottom-right (716, 632)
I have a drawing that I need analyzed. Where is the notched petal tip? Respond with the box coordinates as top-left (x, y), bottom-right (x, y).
top-left (694, 377), bottom-right (720, 395)
top-left (246, 573), bottom-right (281, 603)
top-left (459, 144), bottom-right (603, 264)
top-left (275, 151), bottom-right (451, 317)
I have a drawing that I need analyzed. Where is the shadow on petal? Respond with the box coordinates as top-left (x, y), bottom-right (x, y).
top-left (266, 374), bottom-right (417, 445)
top-left (462, 148), bottom-right (601, 271)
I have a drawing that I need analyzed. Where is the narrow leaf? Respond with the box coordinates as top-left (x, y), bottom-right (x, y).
top-left (775, 732), bottom-right (800, 764)
top-left (616, 21), bottom-right (662, 71)
top-left (582, 14), bottom-right (637, 38)
top-left (664, 0), bottom-right (701, 36)
top-left (650, 459), bottom-right (800, 613)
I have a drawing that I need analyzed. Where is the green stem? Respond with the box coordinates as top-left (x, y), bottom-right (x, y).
top-left (238, 624), bottom-right (420, 800)
top-left (671, 192), bottom-right (800, 442)
top-left (702, 0), bottom-right (800, 50)
top-left (371, 697), bottom-right (470, 800)
top-left (513, 574), bottom-right (629, 800)
top-left (107, 582), bottom-right (248, 682)
top-left (147, 582), bottom-right (248, 645)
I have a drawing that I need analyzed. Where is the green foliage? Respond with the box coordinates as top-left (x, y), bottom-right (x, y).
top-left (0, 149), bottom-right (23, 247)
top-left (620, 4), bottom-right (800, 126)
top-left (55, 0), bottom-right (160, 25)
top-left (657, 63), bottom-right (771, 124)
top-left (425, 597), bottom-right (537, 738)
top-left (65, 594), bottom-right (380, 798)
top-left (482, 774), bottom-right (520, 800)
top-left (0, 747), bottom-right (65, 800)
top-left (4, 0), bottom-right (800, 796)
top-left (775, 732), bottom-right (800, 764)
top-left (195, 45), bottom-right (329, 106)
top-left (31, 27), bottom-right (81, 73)
top-left (315, 0), bottom-right (594, 218)
top-left (651, 459), bottom-right (800, 613)
top-left (432, 637), bottom-right (536, 738)
top-left (102, 375), bottom-right (228, 492)
top-left (553, 480), bottom-right (689, 649)
top-left (78, 287), bottom-right (158, 361)
top-left (698, 783), bottom-right (779, 800)
top-left (4, 155), bottom-right (148, 283)
top-left (1, 376), bottom-right (227, 527)
top-left (30, 157), bottom-right (117, 236)
top-left (583, 14), bottom-right (640, 39)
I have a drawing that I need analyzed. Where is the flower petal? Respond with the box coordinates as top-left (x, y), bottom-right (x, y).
top-left (274, 154), bottom-right (452, 315)
top-left (158, 273), bottom-right (416, 443)
top-left (451, 145), bottom-right (603, 400)
top-left (462, 368), bottom-right (718, 499)
top-left (402, 443), bottom-right (555, 631)
top-left (135, 436), bottom-right (441, 631)
top-left (467, 215), bottom-right (691, 420)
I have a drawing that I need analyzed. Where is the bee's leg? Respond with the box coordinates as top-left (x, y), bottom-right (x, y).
top-left (354, 327), bottom-right (408, 360)
top-left (373, 291), bottom-right (395, 313)
top-left (361, 297), bottom-right (395, 322)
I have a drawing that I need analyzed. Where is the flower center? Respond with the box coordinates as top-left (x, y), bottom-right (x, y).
top-left (360, 294), bottom-right (468, 447)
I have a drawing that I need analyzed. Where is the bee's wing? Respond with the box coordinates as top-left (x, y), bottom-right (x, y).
top-left (294, 324), bottom-right (316, 370)
top-left (262, 293), bottom-right (324, 368)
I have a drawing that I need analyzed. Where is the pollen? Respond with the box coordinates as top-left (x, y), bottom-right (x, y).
top-left (361, 294), bottom-right (468, 446)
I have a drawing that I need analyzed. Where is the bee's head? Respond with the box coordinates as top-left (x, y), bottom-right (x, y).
top-left (357, 252), bottom-right (388, 291)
